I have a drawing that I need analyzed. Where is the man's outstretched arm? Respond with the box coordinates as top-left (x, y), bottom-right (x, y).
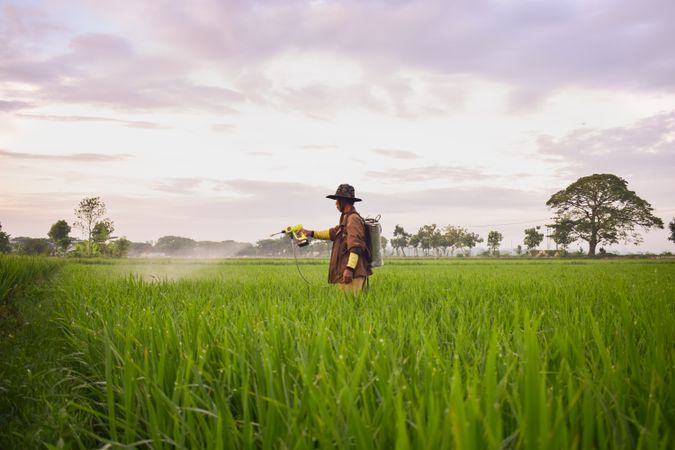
top-left (301, 228), bottom-right (333, 240)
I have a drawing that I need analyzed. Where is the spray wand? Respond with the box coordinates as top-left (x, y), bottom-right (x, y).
top-left (270, 224), bottom-right (309, 247)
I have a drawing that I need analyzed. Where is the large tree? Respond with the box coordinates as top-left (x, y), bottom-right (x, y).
top-left (48, 219), bottom-right (72, 254)
top-left (546, 174), bottom-right (664, 256)
top-left (74, 197), bottom-right (109, 257)
top-left (669, 218), bottom-right (675, 243)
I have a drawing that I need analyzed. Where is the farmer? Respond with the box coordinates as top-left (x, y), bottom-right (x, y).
top-left (302, 184), bottom-right (372, 294)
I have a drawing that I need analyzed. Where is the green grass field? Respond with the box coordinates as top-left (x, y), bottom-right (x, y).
top-left (1, 256), bottom-right (674, 449)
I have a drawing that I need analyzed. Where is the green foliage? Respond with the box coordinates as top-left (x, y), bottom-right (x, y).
top-left (68, 238), bottom-right (131, 259)
top-left (443, 226), bottom-right (483, 256)
top-left (16, 238), bottom-right (52, 256)
top-left (0, 222), bottom-right (11, 254)
top-left (416, 223), bottom-right (439, 255)
top-left (109, 237), bottom-right (131, 258)
top-left (487, 230), bottom-right (503, 255)
top-left (250, 238), bottom-right (292, 256)
top-left (0, 255), bottom-right (61, 305)
top-left (48, 219), bottom-right (72, 254)
top-left (0, 256), bottom-right (65, 449)
top-left (129, 241), bottom-right (153, 255)
top-left (405, 225), bottom-right (485, 257)
top-left (443, 225), bottom-right (464, 255)
top-left (72, 240), bottom-right (99, 257)
top-left (459, 230), bottom-right (483, 254)
top-left (547, 216), bottom-right (576, 251)
top-left (92, 219), bottom-right (114, 244)
top-left (408, 234), bottom-right (420, 255)
top-left (546, 173), bottom-right (664, 256)
top-left (154, 235), bottom-right (198, 256)
top-left (73, 197), bottom-right (109, 257)
top-left (523, 226), bottom-right (544, 250)
top-left (3, 259), bottom-right (671, 449)
top-left (669, 218), bottom-right (675, 243)
top-left (390, 225), bottom-right (411, 256)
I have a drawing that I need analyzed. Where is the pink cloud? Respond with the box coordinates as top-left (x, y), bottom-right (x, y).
top-left (68, 33), bottom-right (134, 60)
top-left (2, 0), bottom-right (675, 116)
top-left (0, 148), bottom-right (131, 162)
top-left (0, 100), bottom-right (32, 111)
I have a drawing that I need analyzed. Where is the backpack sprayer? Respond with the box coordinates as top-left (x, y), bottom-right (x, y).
top-left (364, 215), bottom-right (384, 268)
top-left (270, 224), bottom-right (309, 247)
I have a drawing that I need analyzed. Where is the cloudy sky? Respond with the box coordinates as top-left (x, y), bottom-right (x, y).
top-left (1, 0), bottom-right (674, 252)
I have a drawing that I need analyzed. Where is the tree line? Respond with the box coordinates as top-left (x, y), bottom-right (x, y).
top-left (390, 174), bottom-right (669, 257)
top-left (388, 224), bottom-right (552, 257)
top-left (1, 174), bottom-right (673, 258)
top-left (0, 197), bottom-right (130, 257)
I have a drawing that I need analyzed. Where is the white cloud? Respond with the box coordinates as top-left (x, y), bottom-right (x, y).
top-left (371, 149), bottom-right (420, 160)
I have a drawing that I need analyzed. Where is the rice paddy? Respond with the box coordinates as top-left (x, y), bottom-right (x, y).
top-left (1, 256), bottom-right (673, 449)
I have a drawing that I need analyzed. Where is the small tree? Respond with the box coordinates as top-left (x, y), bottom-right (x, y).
top-left (48, 219), bottom-right (72, 254)
top-left (380, 236), bottom-right (388, 255)
top-left (416, 224), bottom-right (438, 256)
top-left (524, 226), bottom-right (544, 252)
top-left (669, 218), bottom-right (675, 243)
top-left (548, 216), bottom-right (576, 253)
top-left (458, 231), bottom-right (483, 256)
top-left (0, 222), bottom-right (11, 253)
top-left (109, 237), bottom-right (131, 257)
top-left (92, 219), bottom-right (115, 255)
top-left (408, 234), bottom-right (420, 256)
top-left (546, 174), bottom-right (663, 256)
top-left (92, 219), bottom-right (114, 244)
top-left (516, 244), bottom-right (523, 256)
top-left (74, 197), bottom-right (109, 257)
top-left (443, 225), bottom-right (464, 256)
top-left (391, 225), bottom-right (411, 256)
top-left (487, 230), bottom-right (503, 256)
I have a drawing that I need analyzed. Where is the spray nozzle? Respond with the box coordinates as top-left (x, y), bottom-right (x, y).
top-left (271, 224), bottom-right (309, 247)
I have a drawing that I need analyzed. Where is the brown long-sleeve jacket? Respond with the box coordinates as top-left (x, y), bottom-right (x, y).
top-left (327, 210), bottom-right (372, 283)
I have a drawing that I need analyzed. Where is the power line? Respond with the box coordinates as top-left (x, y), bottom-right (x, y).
top-left (460, 208), bottom-right (675, 229)
top-left (461, 218), bottom-right (551, 228)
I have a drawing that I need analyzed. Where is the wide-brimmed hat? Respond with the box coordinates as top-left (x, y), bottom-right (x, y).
top-left (326, 183), bottom-right (362, 202)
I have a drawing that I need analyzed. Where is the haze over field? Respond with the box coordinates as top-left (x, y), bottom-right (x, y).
top-left (1, 0), bottom-right (674, 252)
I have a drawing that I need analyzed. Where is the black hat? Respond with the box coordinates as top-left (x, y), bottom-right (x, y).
top-left (326, 184), bottom-right (362, 202)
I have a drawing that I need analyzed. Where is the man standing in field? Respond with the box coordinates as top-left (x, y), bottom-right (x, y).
top-left (302, 184), bottom-right (372, 294)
